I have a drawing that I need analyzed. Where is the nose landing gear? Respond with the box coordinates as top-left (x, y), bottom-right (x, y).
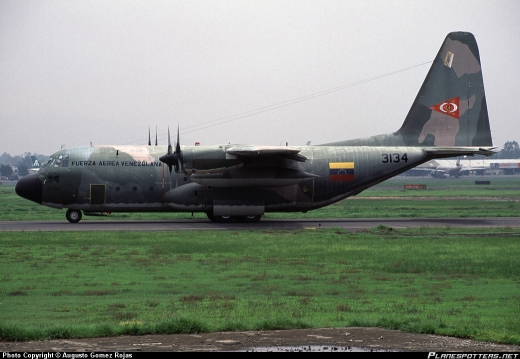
top-left (66, 209), bottom-right (82, 223)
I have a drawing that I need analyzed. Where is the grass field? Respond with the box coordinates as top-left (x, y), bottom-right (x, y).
top-left (1, 176), bottom-right (519, 344)
top-left (0, 228), bottom-right (519, 344)
top-left (358, 176), bottom-right (520, 198)
top-left (2, 176), bottom-right (520, 221)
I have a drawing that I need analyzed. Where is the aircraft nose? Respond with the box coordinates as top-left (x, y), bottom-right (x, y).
top-left (15, 174), bottom-right (43, 204)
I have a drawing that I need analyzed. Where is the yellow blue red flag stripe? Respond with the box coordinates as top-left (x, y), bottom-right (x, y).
top-left (329, 162), bottom-right (354, 181)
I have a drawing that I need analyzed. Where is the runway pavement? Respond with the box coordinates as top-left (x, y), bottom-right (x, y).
top-left (1, 217), bottom-right (520, 232)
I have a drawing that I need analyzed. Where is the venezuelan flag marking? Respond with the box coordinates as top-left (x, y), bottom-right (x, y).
top-left (329, 162), bottom-right (355, 181)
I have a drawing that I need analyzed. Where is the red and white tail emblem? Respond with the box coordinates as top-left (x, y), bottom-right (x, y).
top-left (429, 96), bottom-right (460, 119)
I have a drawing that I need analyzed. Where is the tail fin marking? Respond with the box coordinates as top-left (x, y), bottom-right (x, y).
top-left (323, 32), bottom-right (492, 149)
top-left (398, 31), bottom-right (492, 147)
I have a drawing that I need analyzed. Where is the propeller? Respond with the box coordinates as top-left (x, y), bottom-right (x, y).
top-left (159, 126), bottom-right (184, 190)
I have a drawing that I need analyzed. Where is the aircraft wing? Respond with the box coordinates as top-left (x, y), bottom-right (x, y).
top-left (226, 146), bottom-right (307, 162)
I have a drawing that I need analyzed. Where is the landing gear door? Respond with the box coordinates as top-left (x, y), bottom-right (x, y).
top-left (90, 184), bottom-right (106, 205)
top-left (213, 200), bottom-right (264, 216)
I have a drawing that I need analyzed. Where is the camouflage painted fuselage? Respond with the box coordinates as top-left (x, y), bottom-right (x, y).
top-left (36, 144), bottom-right (430, 214)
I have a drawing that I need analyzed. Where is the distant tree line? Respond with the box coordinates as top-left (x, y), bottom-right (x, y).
top-left (492, 141), bottom-right (520, 159)
top-left (0, 164), bottom-right (14, 177)
top-left (0, 152), bottom-right (48, 178)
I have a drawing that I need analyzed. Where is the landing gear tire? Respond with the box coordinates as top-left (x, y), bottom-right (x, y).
top-left (236, 215), bottom-right (262, 223)
top-left (206, 213), bottom-right (235, 223)
top-left (66, 209), bottom-right (82, 223)
top-left (215, 215), bottom-right (235, 223)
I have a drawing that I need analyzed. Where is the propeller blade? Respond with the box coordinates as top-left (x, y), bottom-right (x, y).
top-left (168, 127), bottom-right (173, 176)
top-left (176, 126), bottom-right (181, 154)
top-left (175, 126), bottom-right (184, 174)
top-left (148, 127), bottom-right (151, 146)
top-left (167, 126), bottom-right (172, 155)
top-left (158, 127), bottom-right (173, 180)
top-left (155, 126), bottom-right (158, 146)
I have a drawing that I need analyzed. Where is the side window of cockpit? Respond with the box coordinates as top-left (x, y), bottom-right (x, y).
top-left (61, 155), bottom-right (69, 168)
top-left (55, 155), bottom-right (62, 167)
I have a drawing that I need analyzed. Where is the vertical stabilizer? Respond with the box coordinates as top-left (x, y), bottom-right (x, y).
top-left (397, 32), bottom-right (492, 147)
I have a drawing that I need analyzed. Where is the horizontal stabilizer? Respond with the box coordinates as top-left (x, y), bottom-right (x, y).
top-left (423, 146), bottom-right (497, 157)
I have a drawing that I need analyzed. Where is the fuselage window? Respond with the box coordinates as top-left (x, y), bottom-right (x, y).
top-left (47, 173), bottom-right (59, 183)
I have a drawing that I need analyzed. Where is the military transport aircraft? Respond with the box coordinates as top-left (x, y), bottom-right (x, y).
top-left (16, 32), bottom-right (495, 223)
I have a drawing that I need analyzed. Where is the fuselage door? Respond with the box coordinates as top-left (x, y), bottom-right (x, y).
top-left (90, 184), bottom-right (106, 205)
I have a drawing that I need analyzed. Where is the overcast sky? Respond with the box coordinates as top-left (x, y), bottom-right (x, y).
top-left (1, 0), bottom-right (519, 156)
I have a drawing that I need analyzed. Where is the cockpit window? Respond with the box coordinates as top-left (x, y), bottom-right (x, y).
top-left (42, 154), bottom-right (69, 169)
top-left (42, 158), bottom-right (54, 169)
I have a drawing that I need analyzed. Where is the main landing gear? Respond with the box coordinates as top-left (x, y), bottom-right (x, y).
top-left (206, 213), bottom-right (262, 223)
top-left (66, 209), bottom-right (82, 223)
top-left (64, 210), bottom-right (261, 224)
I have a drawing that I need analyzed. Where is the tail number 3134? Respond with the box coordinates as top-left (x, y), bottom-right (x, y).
top-left (381, 153), bottom-right (408, 163)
